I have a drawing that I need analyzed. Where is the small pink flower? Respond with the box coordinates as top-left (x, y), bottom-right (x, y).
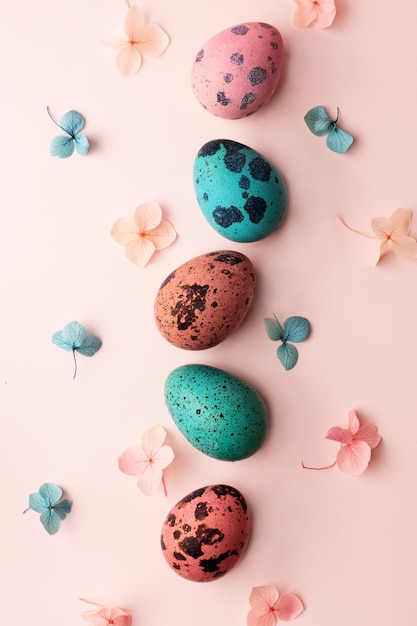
top-left (248, 585), bottom-right (304, 626)
top-left (81, 601), bottom-right (131, 626)
top-left (102, 2), bottom-right (169, 76)
top-left (118, 425), bottom-right (174, 495)
top-left (303, 410), bottom-right (382, 475)
top-left (111, 201), bottom-right (176, 268)
top-left (293, 0), bottom-right (336, 29)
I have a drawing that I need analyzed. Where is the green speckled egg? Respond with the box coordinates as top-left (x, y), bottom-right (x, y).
top-left (164, 364), bottom-right (269, 461)
top-left (193, 139), bottom-right (287, 243)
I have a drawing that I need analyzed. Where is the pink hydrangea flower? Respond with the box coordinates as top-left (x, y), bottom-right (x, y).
top-left (248, 585), bottom-right (304, 626)
top-left (293, 0), bottom-right (336, 29)
top-left (118, 425), bottom-right (174, 495)
top-left (303, 410), bottom-right (382, 475)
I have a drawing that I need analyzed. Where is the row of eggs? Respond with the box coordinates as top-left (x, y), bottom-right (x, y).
top-left (158, 20), bottom-right (285, 582)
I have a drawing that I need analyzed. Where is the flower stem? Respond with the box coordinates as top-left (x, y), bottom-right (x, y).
top-left (301, 460), bottom-right (337, 471)
top-left (72, 349), bottom-right (78, 379)
top-left (337, 214), bottom-right (378, 239)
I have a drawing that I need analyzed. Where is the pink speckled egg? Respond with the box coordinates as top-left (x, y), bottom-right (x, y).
top-left (154, 250), bottom-right (256, 350)
top-left (160, 484), bottom-right (251, 582)
top-left (191, 22), bottom-right (284, 119)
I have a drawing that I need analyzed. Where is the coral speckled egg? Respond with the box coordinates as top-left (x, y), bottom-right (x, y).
top-left (194, 139), bottom-right (287, 242)
top-left (154, 250), bottom-right (255, 350)
top-left (164, 364), bottom-right (269, 461)
top-left (191, 22), bottom-right (284, 119)
top-left (160, 484), bottom-right (251, 582)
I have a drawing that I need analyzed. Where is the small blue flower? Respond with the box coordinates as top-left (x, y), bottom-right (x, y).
top-left (52, 321), bottom-right (102, 378)
top-left (47, 107), bottom-right (89, 158)
top-left (304, 106), bottom-right (353, 153)
top-left (264, 314), bottom-right (311, 370)
top-left (27, 483), bottom-right (72, 535)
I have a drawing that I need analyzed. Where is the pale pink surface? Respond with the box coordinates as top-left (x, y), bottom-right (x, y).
top-left (3, 1), bottom-right (417, 626)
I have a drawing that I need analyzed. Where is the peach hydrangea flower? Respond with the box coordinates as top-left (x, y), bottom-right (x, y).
top-left (248, 585), bottom-right (304, 626)
top-left (111, 201), bottom-right (176, 268)
top-left (102, 2), bottom-right (169, 76)
top-left (338, 208), bottom-right (417, 264)
top-left (293, 0), bottom-right (336, 29)
top-left (81, 600), bottom-right (131, 626)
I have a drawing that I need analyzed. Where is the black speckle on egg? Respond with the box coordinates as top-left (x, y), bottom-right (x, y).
top-left (195, 48), bottom-right (204, 62)
top-left (259, 22), bottom-right (273, 28)
top-left (183, 487), bottom-right (207, 503)
top-left (249, 156), bottom-right (272, 181)
top-left (239, 175), bottom-right (250, 189)
top-left (195, 501), bottom-right (211, 520)
top-left (224, 73), bottom-right (234, 83)
top-left (231, 25), bottom-right (249, 35)
top-left (217, 92), bottom-right (231, 106)
top-left (213, 205), bottom-right (244, 228)
top-left (270, 41), bottom-right (279, 50)
top-left (230, 52), bottom-right (244, 65)
top-left (174, 551), bottom-right (187, 561)
top-left (247, 67), bottom-right (267, 86)
top-left (203, 192), bottom-right (209, 201)
top-left (179, 536), bottom-right (203, 559)
top-left (212, 252), bottom-right (244, 265)
top-left (200, 551), bottom-right (232, 573)
top-left (244, 196), bottom-right (267, 224)
top-left (240, 92), bottom-right (256, 110)
top-left (171, 284), bottom-right (209, 331)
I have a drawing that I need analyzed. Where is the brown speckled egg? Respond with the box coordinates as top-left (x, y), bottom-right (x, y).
top-left (154, 250), bottom-right (256, 350)
top-left (160, 484), bottom-right (251, 582)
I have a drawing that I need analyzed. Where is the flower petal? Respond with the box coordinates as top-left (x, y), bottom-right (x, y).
top-left (391, 235), bottom-right (417, 259)
top-left (314, 0), bottom-right (336, 28)
top-left (390, 208), bottom-right (412, 237)
top-left (347, 409), bottom-right (360, 434)
top-left (275, 593), bottom-right (304, 620)
top-left (125, 236), bottom-right (155, 267)
top-left (249, 586), bottom-right (279, 611)
top-left (39, 482), bottom-right (62, 506)
top-left (124, 4), bottom-right (145, 41)
top-left (134, 201), bottom-right (162, 232)
top-left (145, 218), bottom-right (177, 250)
top-left (293, 2), bottom-right (317, 28)
top-left (326, 426), bottom-right (352, 444)
top-left (141, 424), bottom-right (167, 457)
top-left (247, 608), bottom-right (277, 626)
top-left (118, 445), bottom-right (149, 476)
top-left (133, 23), bottom-right (170, 57)
top-left (111, 216), bottom-right (138, 246)
top-left (136, 463), bottom-right (163, 495)
top-left (153, 445), bottom-right (175, 470)
top-left (336, 441), bottom-right (371, 475)
top-left (376, 239), bottom-right (389, 263)
top-left (355, 424), bottom-right (382, 449)
top-left (116, 45), bottom-right (142, 76)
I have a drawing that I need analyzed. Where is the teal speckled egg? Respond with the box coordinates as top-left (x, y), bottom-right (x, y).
top-left (164, 364), bottom-right (269, 461)
top-left (193, 139), bottom-right (287, 243)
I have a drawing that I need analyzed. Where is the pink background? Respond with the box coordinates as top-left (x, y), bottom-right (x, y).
top-left (2, 1), bottom-right (416, 624)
